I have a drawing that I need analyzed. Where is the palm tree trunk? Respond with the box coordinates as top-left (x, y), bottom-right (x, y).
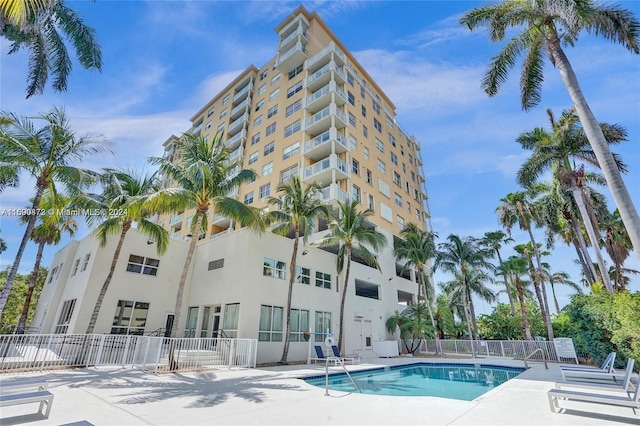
top-left (16, 240), bottom-right (46, 333)
top-left (550, 281), bottom-right (561, 314)
top-left (570, 186), bottom-right (614, 294)
top-left (548, 32), bottom-right (640, 259)
top-left (86, 223), bottom-right (130, 334)
top-left (467, 288), bottom-right (480, 340)
top-left (570, 221), bottom-right (597, 286)
top-left (525, 226), bottom-right (554, 340)
top-left (460, 273), bottom-right (476, 358)
top-left (0, 185), bottom-right (45, 315)
top-left (515, 276), bottom-right (533, 340)
top-left (338, 246), bottom-right (352, 354)
top-left (525, 253), bottom-right (552, 340)
top-left (279, 228), bottom-right (299, 364)
top-left (418, 266), bottom-right (441, 356)
top-left (496, 249), bottom-right (516, 316)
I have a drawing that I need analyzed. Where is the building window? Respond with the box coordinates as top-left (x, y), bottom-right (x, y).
top-left (347, 73), bottom-right (354, 86)
top-left (397, 215), bottom-right (405, 230)
top-left (71, 258), bottom-right (80, 276)
top-left (380, 201), bottom-right (392, 222)
top-left (395, 193), bottom-right (403, 207)
top-left (205, 121), bottom-right (212, 130)
top-left (363, 125), bottom-right (368, 137)
top-left (387, 116), bottom-right (395, 129)
top-left (367, 194), bottom-right (375, 211)
top-left (55, 299), bottom-right (76, 334)
top-left (347, 91), bottom-right (355, 105)
top-left (287, 81), bottom-right (303, 98)
top-left (111, 300), bottom-right (149, 335)
top-left (244, 192), bottom-right (254, 205)
top-left (355, 280), bottom-right (380, 300)
top-left (288, 64), bottom-right (303, 79)
top-left (393, 171), bottom-right (401, 186)
top-left (259, 183), bottom-right (271, 199)
top-left (185, 306), bottom-right (198, 337)
top-left (348, 135), bottom-right (357, 150)
top-left (219, 108), bottom-right (227, 118)
top-left (315, 271), bottom-right (331, 289)
top-left (314, 311), bottom-right (332, 342)
top-left (264, 141), bottom-right (275, 155)
top-left (283, 142), bottom-right (299, 159)
top-left (248, 151), bottom-right (259, 164)
top-left (411, 171), bottom-right (416, 182)
top-left (281, 165), bottom-right (299, 183)
top-left (290, 308), bottom-right (309, 342)
top-left (260, 69), bottom-right (269, 80)
top-left (269, 88), bottom-right (279, 101)
top-left (267, 104), bottom-right (278, 118)
top-left (379, 179), bottom-right (390, 197)
top-left (295, 266), bottom-right (311, 284)
top-left (81, 253), bottom-right (90, 271)
top-left (266, 123), bottom-right (276, 136)
top-left (126, 254), bottom-right (159, 276)
top-left (366, 169), bottom-right (373, 185)
top-left (271, 73), bottom-right (281, 85)
top-left (259, 305), bottom-right (283, 342)
top-left (222, 303), bottom-right (239, 338)
top-left (352, 159), bottom-right (359, 175)
top-left (285, 100), bottom-right (302, 117)
top-left (207, 107), bottom-right (215, 117)
top-left (251, 132), bottom-right (261, 145)
top-left (377, 159), bottom-right (386, 174)
top-left (263, 257), bottom-right (286, 279)
top-left (361, 105), bottom-right (367, 117)
top-left (253, 115), bottom-right (263, 127)
top-left (374, 118), bottom-right (382, 132)
top-left (408, 154), bottom-right (414, 165)
top-left (375, 138), bottom-right (384, 153)
top-left (405, 181), bottom-right (410, 194)
top-left (222, 94), bottom-right (230, 105)
top-left (348, 113), bottom-right (356, 126)
top-left (414, 188), bottom-right (420, 201)
top-left (389, 134), bottom-right (396, 147)
top-left (262, 162), bottom-right (273, 176)
top-left (352, 185), bottom-right (360, 202)
top-left (372, 102), bottom-right (380, 114)
top-left (255, 99), bottom-right (265, 111)
top-left (416, 208), bottom-right (422, 221)
top-left (258, 84), bottom-right (267, 95)
top-left (364, 147), bottom-right (369, 160)
top-left (284, 120), bottom-right (301, 137)
top-left (48, 265), bottom-right (59, 283)
top-left (217, 123), bottom-right (225, 134)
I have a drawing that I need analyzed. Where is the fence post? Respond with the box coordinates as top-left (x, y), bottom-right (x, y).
top-left (40, 336), bottom-right (53, 372)
top-left (454, 340), bottom-right (458, 355)
top-left (500, 341), bottom-right (505, 358)
top-left (486, 341), bottom-right (490, 357)
top-left (228, 339), bottom-right (236, 370)
top-left (121, 335), bottom-right (132, 368)
top-left (521, 341), bottom-right (526, 360)
top-left (95, 335), bottom-right (106, 366)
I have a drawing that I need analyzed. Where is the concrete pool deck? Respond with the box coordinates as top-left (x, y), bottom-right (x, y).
top-left (0, 356), bottom-right (638, 425)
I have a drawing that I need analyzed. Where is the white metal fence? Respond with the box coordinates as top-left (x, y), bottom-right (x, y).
top-left (0, 334), bottom-right (257, 374)
top-left (422, 339), bottom-right (583, 363)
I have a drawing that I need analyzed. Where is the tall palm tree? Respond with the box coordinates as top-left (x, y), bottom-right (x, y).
top-left (81, 168), bottom-right (170, 334)
top-left (315, 200), bottom-right (387, 353)
top-left (542, 266), bottom-right (580, 313)
top-left (266, 176), bottom-right (330, 364)
top-left (601, 209), bottom-right (633, 291)
top-left (16, 188), bottom-right (76, 332)
top-left (460, 0), bottom-right (640, 258)
top-left (436, 234), bottom-right (493, 353)
top-left (2, 0), bottom-right (102, 98)
top-left (0, 106), bottom-right (110, 316)
top-left (1, 0), bottom-right (51, 28)
top-left (393, 223), bottom-right (441, 355)
top-left (496, 191), bottom-right (554, 339)
top-left (501, 256), bottom-right (533, 340)
top-left (481, 230), bottom-right (515, 315)
top-left (516, 108), bottom-right (625, 293)
top-left (149, 132), bottom-right (264, 338)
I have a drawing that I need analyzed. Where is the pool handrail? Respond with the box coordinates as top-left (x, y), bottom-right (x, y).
top-left (324, 356), bottom-right (362, 396)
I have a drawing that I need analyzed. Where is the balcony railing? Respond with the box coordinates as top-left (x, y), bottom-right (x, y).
top-left (233, 83), bottom-right (253, 103)
top-left (304, 128), bottom-right (348, 154)
top-left (306, 43), bottom-right (345, 70)
top-left (277, 43), bottom-right (307, 66)
top-left (303, 154), bottom-right (350, 180)
top-left (279, 27), bottom-right (307, 49)
top-left (170, 213), bottom-right (184, 226)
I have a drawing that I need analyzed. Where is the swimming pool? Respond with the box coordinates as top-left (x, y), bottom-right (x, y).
top-left (304, 363), bottom-right (525, 400)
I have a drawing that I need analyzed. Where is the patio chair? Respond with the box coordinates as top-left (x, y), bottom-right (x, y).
top-left (312, 345), bottom-right (339, 366)
top-left (331, 345), bottom-right (359, 364)
top-left (556, 358), bottom-right (637, 393)
top-left (548, 369), bottom-right (640, 414)
top-left (560, 352), bottom-right (615, 372)
top-left (560, 354), bottom-right (625, 382)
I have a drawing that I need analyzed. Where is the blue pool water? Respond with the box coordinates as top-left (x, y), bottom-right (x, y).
top-left (304, 363), bottom-right (525, 400)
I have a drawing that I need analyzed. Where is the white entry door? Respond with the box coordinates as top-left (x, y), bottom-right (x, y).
top-left (352, 319), bottom-right (373, 351)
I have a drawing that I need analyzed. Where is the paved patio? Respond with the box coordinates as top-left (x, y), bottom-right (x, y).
top-left (0, 357), bottom-right (637, 425)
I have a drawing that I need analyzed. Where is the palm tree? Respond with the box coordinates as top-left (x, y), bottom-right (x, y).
top-left (436, 234), bottom-right (493, 355)
top-left (266, 175), bottom-right (330, 364)
top-left (601, 209), bottom-right (633, 291)
top-left (315, 200), bottom-right (387, 353)
top-left (81, 168), bottom-right (170, 334)
top-left (393, 223), bottom-right (441, 355)
top-left (516, 108), bottom-right (625, 293)
top-left (149, 132), bottom-right (264, 338)
top-left (0, 106), bottom-right (110, 316)
top-left (1, 0), bottom-right (51, 28)
top-left (16, 188), bottom-right (76, 332)
top-left (386, 304), bottom-right (433, 354)
top-left (481, 230), bottom-right (515, 315)
top-left (542, 267), bottom-right (580, 313)
top-left (501, 256), bottom-right (533, 340)
top-left (496, 191), bottom-right (554, 339)
top-left (2, 0), bottom-right (102, 98)
top-left (460, 0), bottom-right (640, 258)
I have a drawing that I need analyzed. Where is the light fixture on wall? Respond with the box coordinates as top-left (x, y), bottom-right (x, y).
top-left (301, 250), bottom-right (309, 256)
top-left (147, 239), bottom-right (155, 245)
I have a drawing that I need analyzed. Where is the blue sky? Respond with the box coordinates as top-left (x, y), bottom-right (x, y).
top-left (1, 1), bottom-right (639, 314)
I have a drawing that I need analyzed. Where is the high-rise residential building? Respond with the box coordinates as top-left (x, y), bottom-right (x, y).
top-left (32, 6), bottom-right (433, 364)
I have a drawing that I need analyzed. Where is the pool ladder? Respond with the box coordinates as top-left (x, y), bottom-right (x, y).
top-left (524, 348), bottom-right (548, 369)
top-left (325, 357), bottom-right (362, 396)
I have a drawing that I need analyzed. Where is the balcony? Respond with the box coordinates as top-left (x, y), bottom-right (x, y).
top-left (230, 97), bottom-right (251, 119)
top-left (170, 213), bottom-right (184, 226)
top-left (226, 129), bottom-right (246, 151)
top-left (306, 43), bottom-right (346, 73)
top-left (279, 26), bottom-right (308, 50)
top-left (232, 82), bottom-right (253, 104)
top-left (303, 127), bottom-right (348, 161)
top-left (305, 82), bottom-right (346, 113)
top-left (170, 231), bottom-right (181, 240)
top-left (227, 112), bottom-right (248, 136)
top-left (306, 62), bottom-right (346, 92)
top-left (303, 154), bottom-right (350, 186)
top-left (228, 146), bottom-right (244, 163)
top-left (314, 183), bottom-right (350, 204)
top-left (276, 42), bottom-right (307, 72)
top-left (212, 213), bottom-right (231, 228)
top-left (304, 104), bottom-right (347, 135)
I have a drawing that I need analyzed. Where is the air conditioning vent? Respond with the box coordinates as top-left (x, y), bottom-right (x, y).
top-left (208, 259), bottom-right (225, 271)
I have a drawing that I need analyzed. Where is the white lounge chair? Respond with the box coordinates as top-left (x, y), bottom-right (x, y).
top-left (556, 358), bottom-right (636, 393)
top-left (548, 371), bottom-right (640, 415)
top-left (560, 355), bottom-right (625, 382)
top-left (560, 352), bottom-right (615, 373)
